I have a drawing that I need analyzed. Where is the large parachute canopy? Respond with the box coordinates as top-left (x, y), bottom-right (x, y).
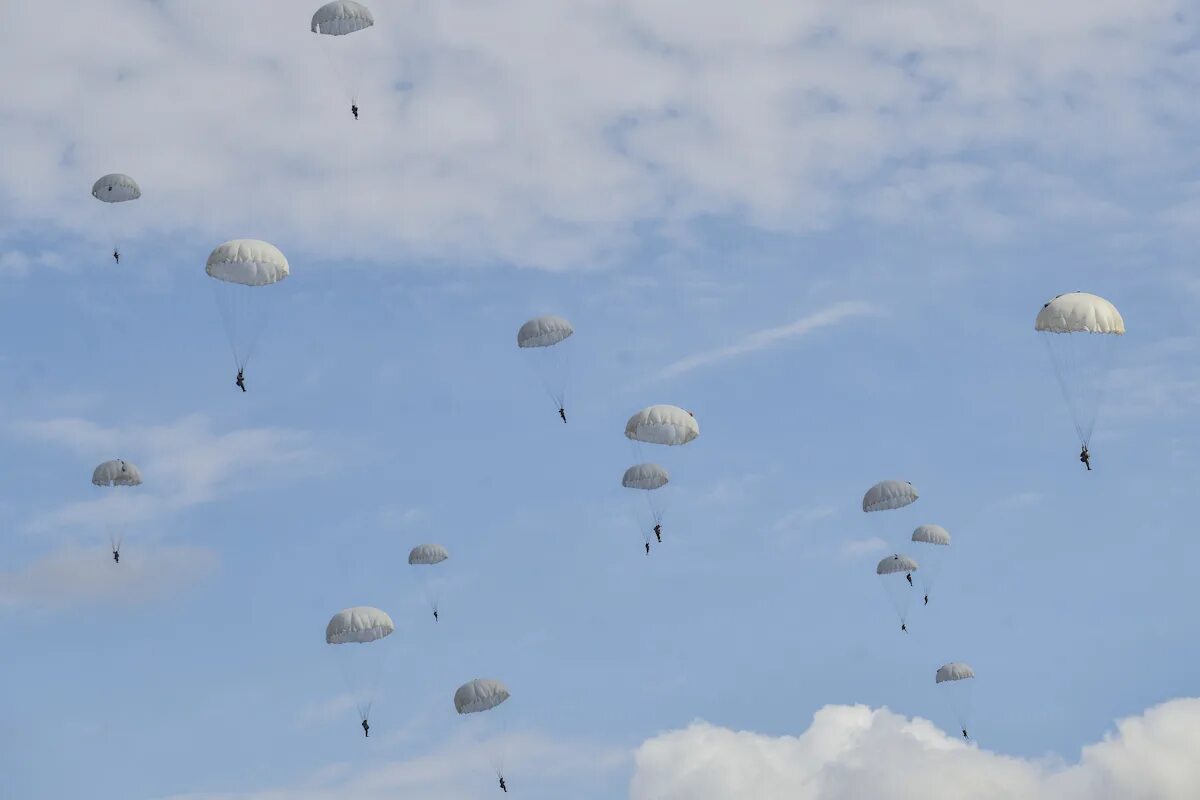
top-left (408, 544), bottom-right (449, 565)
top-left (91, 174), bottom-right (141, 203)
top-left (92, 459), bottom-right (143, 487)
top-left (622, 463), bottom-right (669, 491)
top-left (862, 480), bottom-right (918, 513)
top-left (622, 463), bottom-right (671, 545)
top-left (454, 678), bottom-right (511, 714)
top-left (326, 606), bottom-right (394, 727)
top-left (1035, 292), bottom-right (1124, 447)
top-left (517, 314), bottom-right (575, 414)
top-left (912, 524), bottom-right (951, 546)
top-left (311, 1), bottom-right (375, 34)
top-left (876, 554), bottom-right (919, 628)
top-left (876, 554), bottom-right (919, 575)
top-left (205, 239), bottom-right (290, 372)
top-left (936, 662), bottom-right (976, 736)
top-left (625, 405), bottom-right (699, 446)
top-left (936, 662), bottom-right (975, 683)
top-left (325, 606), bottom-right (395, 643)
top-left (911, 525), bottom-right (951, 600)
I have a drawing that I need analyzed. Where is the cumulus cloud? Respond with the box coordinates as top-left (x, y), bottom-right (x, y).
top-left (631, 700), bottom-right (1200, 800)
top-left (0, 0), bottom-right (1193, 269)
top-left (0, 543), bottom-right (217, 610)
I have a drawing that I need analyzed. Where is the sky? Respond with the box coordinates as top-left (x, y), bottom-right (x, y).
top-left (2, 0), bottom-right (1200, 798)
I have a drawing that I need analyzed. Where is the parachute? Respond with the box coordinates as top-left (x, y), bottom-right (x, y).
top-left (92, 459), bottom-right (142, 557)
top-left (862, 480), bottom-right (918, 513)
top-left (876, 554), bottom-right (919, 628)
top-left (622, 463), bottom-right (670, 545)
top-left (205, 239), bottom-right (290, 373)
top-left (1035, 292), bottom-right (1124, 447)
top-left (311, 1), bottom-right (375, 105)
top-left (935, 662), bottom-right (976, 738)
top-left (455, 678), bottom-right (512, 778)
top-left (517, 315), bottom-right (574, 416)
top-left (91, 173), bottom-right (141, 260)
top-left (625, 405), bottom-right (699, 446)
top-left (325, 606), bottom-right (394, 729)
top-left (408, 544), bottom-right (449, 616)
top-left (912, 524), bottom-right (951, 602)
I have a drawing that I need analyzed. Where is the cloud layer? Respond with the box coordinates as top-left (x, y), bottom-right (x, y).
top-left (631, 699), bottom-right (1200, 799)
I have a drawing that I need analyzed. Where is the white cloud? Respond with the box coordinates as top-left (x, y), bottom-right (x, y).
top-left (658, 302), bottom-right (876, 380)
top-left (11, 414), bottom-right (319, 535)
top-left (0, 543), bottom-right (217, 610)
top-left (839, 536), bottom-right (888, 559)
top-left (0, 0), bottom-right (1193, 270)
top-left (631, 699), bottom-right (1200, 799)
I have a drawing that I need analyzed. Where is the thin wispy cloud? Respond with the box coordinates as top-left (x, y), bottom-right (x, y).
top-left (839, 536), bottom-right (888, 560)
top-left (658, 302), bottom-right (877, 381)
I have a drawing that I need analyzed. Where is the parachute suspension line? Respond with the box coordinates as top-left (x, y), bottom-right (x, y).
top-left (211, 282), bottom-right (278, 371)
top-left (1041, 332), bottom-right (1118, 447)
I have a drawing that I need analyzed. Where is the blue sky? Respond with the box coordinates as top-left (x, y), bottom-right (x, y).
top-left (3, 2), bottom-right (1200, 799)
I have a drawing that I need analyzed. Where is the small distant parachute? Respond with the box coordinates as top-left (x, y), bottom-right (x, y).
top-left (862, 480), bottom-right (918, 513)
top-left (936, 662), bottom-right (976, 739)
top-left (517, 315), bottom-right (575, 419)
top-left (622, 463), bottom-right (670, 545)
top-left (92, 459), bottom-right (143, 487)
top-left (454, 678), bottom-right (511, 715)
top-left (1035, 292), bottom-right (1124, 449)
top-left (92, 459), bottom-right (142, 557)
top-left (625, 405), bottom-right (699, 447)
top-left (911, 525), bottom-right (951, 602)
top-left (326, 606), bottom-right (394, 730)
top-left (409, 544), bottom-right (449, 617)
top-left (912, 524), bottom-right (951, 546)
top-left (408, 544), bottom-right (449, 565)
top-left (91, 174), bottom-right (141, 260)
top-left (311, 1), bottom-right (375, 105)
top-left (455, 678), bottom-right (513, 779)
top-left (205, 239), bottom-right (290, 374)
top-left (876, 554), bottom-right (919, 629)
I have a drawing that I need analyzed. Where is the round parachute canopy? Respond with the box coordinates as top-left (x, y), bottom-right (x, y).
top-left (862, 480), bottom-right (918, 512)
top-left (91, 459), bottom-right (143, 487)
top-left (912, 524), bottom-right (951, 546)
top-left (311, 0), bottom-right (375, 34)
top-left (1034, 293), bottom-right (1125, 335)
top-left (408, 543), bottom-right (449, 565)
top-left (91, 174), bottom-right (141, 203)
top-left (876, 554), bottom-right (919, 576)
top-left (325, 606), bottom-right (395, 644)
top-left (517, 315), bottom-right (574, 348)
top-left (625, 405), bottom-right (699, 446)
top-left (622, 463), bottom-right (670, 491)
top-left (454, 678), bottom-right (510, 714)
top-left (206, 240), bottom-right (290, 287)
top-left (936, 662), bottom-right (975, 684)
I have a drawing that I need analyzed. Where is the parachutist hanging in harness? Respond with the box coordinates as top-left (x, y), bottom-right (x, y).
top-left (645, 542), bottom-right (650, 555)
top-left (901, 623), bottom-right (907, 632)
top-left (1080, 445), bottom-right (1091, 470)
top-left (236, 369), bottom-right (246, 392)
top-left (361, 718), bottom-right (369, 737)
top-left (962, 728), bottom-right (969, 740)
top-left (351, 103), bottom-right (358, 120)
top-left (499, 776), bottom-right (507, 793)
top-left (113, 249), bottom-right (120, 264)
top-left (559, 407), bottom-right (566, 423)
top-left (433, 609), bottom-right (438, 622)
top-left (906, 572), bottom-right (913, 587)
top-left (113, 548), bottom-right (120, 564)
top-left (654, 524), bottom-right (662, 542)
top-left (924, 594), bottom-right (929, 605)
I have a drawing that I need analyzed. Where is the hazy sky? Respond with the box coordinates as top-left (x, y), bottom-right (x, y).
top-left (2, 1), bottom-right (1200, 798)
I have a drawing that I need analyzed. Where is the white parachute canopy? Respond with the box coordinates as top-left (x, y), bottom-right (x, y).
top-left (205, 239), bottom-right (290, 371)
top-left (325, 606), bottom-right (395, 725)
top-left (625, 405), bottom-right (699, 446)
top-left (408, 544), bottom-right (449, 614)
top-left (936, 662), bottom-right (976, 736)
top-left (311, 1), bottom-right (375, 103)
top-left (517, 315), bottom-right (574, 413)
top-left (1035, 292), bottom-right (1125, 447)
top-left (92, 459), bottom-right (142, 552)
top-left (454, 678), bottom-right (511, 714)
top-left (92, 459), bottom-right (143, 487)
top-left (408, 544), bottom-right (449, 565)
top-left (862, 480), bottom-right (918, 513)
top-left (622, 463), bottom-right (671, 544)
top-left (876, 554), bottom-right (919, 628)
top-left (911, 524), bottom-right (951, 600)
top-left (91, 173), bottom-right (141, 257)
